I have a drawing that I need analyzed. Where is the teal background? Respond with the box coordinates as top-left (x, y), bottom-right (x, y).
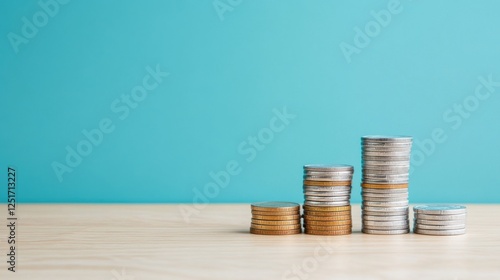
top-left (1, 0), bottom-right (499, 203)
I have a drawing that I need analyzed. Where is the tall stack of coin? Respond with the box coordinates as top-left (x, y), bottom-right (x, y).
top-left (413, 205), bottom-right (466, 235)
top-left (303, 164), bottom-right (353, 235)
top-left (250, 202), bottom-right (302, 235)
top-left (361, 136), bottom-right (412, 235)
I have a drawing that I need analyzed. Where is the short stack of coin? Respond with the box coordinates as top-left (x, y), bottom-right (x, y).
top-left (303, 164), bottom-right (353, 235)
top-left (413, 205), bottom-right (467, 236)
top-left (361, 136), bottom-right (412, 235)
top-left (250, 202), bottom-right (302, 235)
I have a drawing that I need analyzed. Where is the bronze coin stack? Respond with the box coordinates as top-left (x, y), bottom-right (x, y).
top-left (303, 164), bottom-right (354, 235)
top-left (250, 202), bottom-right (301, 235)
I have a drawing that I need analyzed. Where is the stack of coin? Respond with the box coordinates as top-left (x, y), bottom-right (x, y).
top-left (303, 164), bottom-right (353, 235)
top-left (413, 205), bottom-right (466, 236)
top-left (361, 136), bottom-right (412, 235)
top-left (250, 202), bottom-right (302, 235)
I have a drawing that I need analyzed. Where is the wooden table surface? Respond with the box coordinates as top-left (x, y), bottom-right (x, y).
top-left (0, 204), bottom-right (499, 280)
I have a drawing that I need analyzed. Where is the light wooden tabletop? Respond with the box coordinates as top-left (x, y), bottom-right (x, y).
top-left (0, 204), bottom-right (499, 280)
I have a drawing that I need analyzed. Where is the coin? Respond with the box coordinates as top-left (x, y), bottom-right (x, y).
top-left (361, 188), bottom-right (408, 194)
top-left (251, 210), bottom-right (299, 216)
top-left (303, 180), bottom-right (352, 187)
top-left (303, 164), bottom-right (354, 172)
top-left (251, 219), bottom-right (300, 225)
top-left (304, 175), bottom-right (353, 181)
top-left (413, 223), bottom-right (465, 230)
top-left (361, 135), bottom-right (412, 142)
top-left (304, 220), bottom-right (352, 226)
top-left (303, 215), bottom-right (351, 221)
top-left (304, 191), bottom-right (351, 197)
top-left (304, 171), bottom-right (353, 177)
top-left (303, 210), bottom-right (351, 216)
top-left (304, 229), bottom-right (352, 235)
top-left (251, 224), bottom-right (301, 230)
top-left (362, 160), bottom-right (410, 166)
top-left (362, 201), bottom-right (409, 207)
top-left (361, 183), bottom-right (408, 189)
top-left (303, 186), bottom-right (352, 192)
top-left (363, 220), bottom-right (408, 227)
top-left (362, 151), bottom-right (411, 157)
top-left (362, 196), bottom-right (409, 202)
top-left (362, 210), bottom-right (408, 216)
top-left (362, 228), bottom-right (409, 235)
top-left (414, 219), bottom-right (466, 226)
top-left (414, 228), bottom-right (466, 236)
top-left (414, 213), bottom-right (467, 221)
top-left (304, 195), bottom-right (350, 202)
top-left (304, 224), bottom-right (352, 231)
top-left (362, 214), bottom-right (408, 221)
top-left (303, 205), bottom-right (351, 212)
top-left (252, 214), bottom-right (301, 221)
top-left (304, 201), bottom-right (350, 206)
top-left (251, 202), bottom-right (300, 212)
top-left (250, 228), bottom-right (302, 235)
top-left (413, 205), bottom-right (466, 215)
top-left (362, 206), bottom-right (409, 212)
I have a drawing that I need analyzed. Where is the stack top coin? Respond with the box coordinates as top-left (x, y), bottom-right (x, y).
top-left (413, 205), bottom-right (466, 215)
top-left (361, 135), bottom-right (413, 142)
top-left (251, 202), bottom-right (300, 212)
top-left (303, 164), bottom-right (354, 171)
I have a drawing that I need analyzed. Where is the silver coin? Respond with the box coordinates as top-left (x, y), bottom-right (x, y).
top-left (363, 220), bottom-right (409, 226)
top-left (362, 214), bottom-right (408, 221)
top-left (362, 151), bottom-right (411, 157)
top-left (304, 175), bottom-right (353, 181)
top-left (304, 191), bottom-right (351, 197)
top-left (361, 188), bottom-right (408, 194)
top-left (361, 135), bottom-right (413, 142)
top-left (362, 156), bottom-right (411, 162)
top-left (414, 213), bottom-right (466, 221)
top-left (304, 186), bottom-right (351, 192)
top-left (304, 201), bottom-right (350, 206)
top-left (303, 164), bottom-right (354, 172)
top-left (363, 174), bottom-right (409, 180)
top-left (361, 192), bottom-right (409, 198)
top-left (362, 166), bottom-right (410, 172)
top-left (362, 228), bottom-right (409, 235)
top-left (362, 179), bottom-right (409, 184)
top-left (414, 228), bottom-right (466, 236)
top-left (363, 201), bottom-right (409, 207)
top-left (413, 205), bottom-right (466, 215)
top-left (305, 195), bottom-right (350, 202)
top-left (414, 219), bottom-right (466, 226)
top-left (362, 161), bottom-right (410, 166)
top-left (362, 197), bottom-right (409, 204)
top-left (304, 170), bottom-right (353, 176)
top-left (363, 146), bottom-right (412, 152)
top-left (362, 169), bottom-right (410, 175)
top-left (362, 206), bottom-right (409, 212)
top-left (413, 223), bottom-right (465, 230)
top-left (363, 224), bottom-right (409, 231)
top-left (362, 210), bottom-right (409, 216)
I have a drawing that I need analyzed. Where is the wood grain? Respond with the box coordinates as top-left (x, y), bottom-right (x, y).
top-left (0, 204), bottom-right (499, 280)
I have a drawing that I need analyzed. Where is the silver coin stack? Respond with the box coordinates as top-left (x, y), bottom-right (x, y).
top-left (303, 165), bottom-right (353, 207)
top-left (361, 135), bottom-right (413, 235)
top-left (413, 205), bottom-right (467, 235)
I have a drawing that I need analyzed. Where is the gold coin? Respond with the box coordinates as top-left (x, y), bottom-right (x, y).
top-left (303, 205), bottom-right (351, 212)
top-left (251, 219), bottom-right (301, 225)
top-left (251, 210), bottom-right (299, 216)
top-left (361, 183), bottom-right (408, 189)
top-left (251, 224), bottom-right (301, 230)
top-left (304, 220), bottom-right (352, 226)
top-left (303, 180), bottom-right (352, 187)
top-left (304, 224), bottom-right (352, 231)
top-left (252, 214), bottom-right (301, 221)
top-left (251, 202), bottom-right (300, 212)
top-left (303, 214), bottom-right (351, 220)
top-left (250, 228), bottom-right (302, 235)
top-left (304, 229), bottom-right (352, 236)
top-left (303, 210), bottom-right (351, 216)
